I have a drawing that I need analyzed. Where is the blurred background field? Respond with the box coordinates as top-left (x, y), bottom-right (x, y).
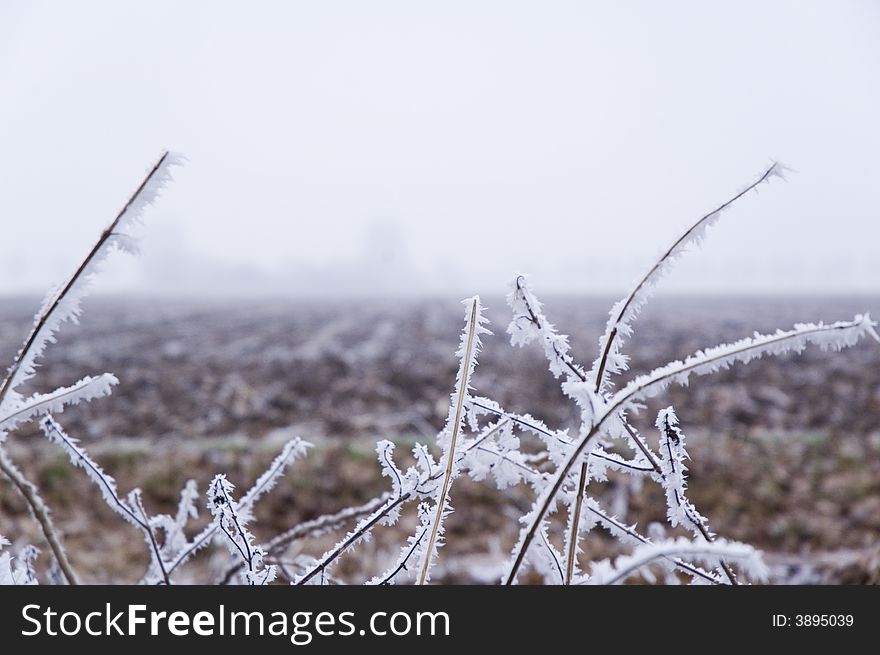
top-left (1, 294), bottom-right (879, 584)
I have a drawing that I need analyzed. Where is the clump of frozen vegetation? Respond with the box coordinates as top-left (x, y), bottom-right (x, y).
top-left (0, 156), bottom-right (876, 585)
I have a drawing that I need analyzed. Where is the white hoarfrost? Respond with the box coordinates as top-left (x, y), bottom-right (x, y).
top-left (655, 407), bottom-right (709, 533)
top-left (416, 296), bottom-right (489, 585)
top-left (39, 415), bottom-right (141, 528)
top-left (615, 315), bottom-right (878, 409)
top-left (208, 475), bottom-right (276, 585)
top-left (0, 374), bottom-right (118, 432)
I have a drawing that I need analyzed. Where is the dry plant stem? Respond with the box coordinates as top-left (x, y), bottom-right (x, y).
top-left (492, 415), bottom-right (721, 583)
top-left (564, 460), bottom-right (589, 585)
top-left (507, 406), bottom-right (695, 585)
top-left (165, 440), bottom-right (308, 581)
top-left (514, 282), bottom-right (686, 584)
top-left (511, 278), bottom-right (744, 583)
top-left (165, 526), bottom-right (214, 577)
top-left (621, 421), bottom-right (661, 470)
top-left (593, 162), bottom-right (780, 393)
top-left (417, 299), bottom-right (480, 586)
top-left (0, 446), bottom-right (79, 585)
top-left (697, 520), bottom-right (737, 584)
top-left (0, 152), bottom-right (170, 409)
top-left (212, 481), bottom-right (257, 584)
top-left (515, 275), bottom-right (588, 384)
top-left (585, 543), bottom-right (748, 586)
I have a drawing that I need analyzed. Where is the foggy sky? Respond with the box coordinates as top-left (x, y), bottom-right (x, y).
top-left (1, 1), bottom-right (878, 298)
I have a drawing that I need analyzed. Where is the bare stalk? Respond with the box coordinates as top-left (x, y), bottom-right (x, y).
top-left (564, 460), bottom-right (589, 585)
top-left (417, 298), bottom-right (480, 585)
top-left (0, 446), bottom-right (79, 584)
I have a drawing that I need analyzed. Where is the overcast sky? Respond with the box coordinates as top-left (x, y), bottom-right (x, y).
top-left (1, 1), bottom-right (878, 298)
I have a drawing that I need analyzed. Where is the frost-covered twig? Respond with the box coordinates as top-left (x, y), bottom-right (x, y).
top-left (208, 475), bottom-right (275, 585)
top-left (506, 279), bottom-right (597, 582)
top-left (0, 446), bottom-right (78, 584)
top-left (129, 489), bottom-right (171, 584)
top-left (507, 277), bottom-right (661, 583)
top-left (0, 151), bottom-right (183, 415)
top-left (0, 374), bottom-right (118, 432)
top-left (466, 404), bottom-right (723, 584)
top-left (40, 415), bottom-right (138, 526)
top-left (581, 537), bottom-right (768, 585)
top-left (471, 398), bottom-right (653, 476)
top-left (590, 161), bottom-right (785, 395)
top-left (416, 296), bottom-right (489, 585)
top-left (564, 460), bottom-right (589, 584)
top-left (623, 316), bottom-right (877, 404)
top-left (238, 438), bottom-right (311, 522)
top-left (508, 275), bottom-right (590, 386)
top-left (469, 397), bottom-right (572, 465)
top-left (468, 393), bottom-right (717, 584)
top-left (655, 406), bottom-right (736, 583)
top-left (162, 438), bottom-right (309, 580)
top-left (38, 415), bottom-right (170, 584)
top-left (468, 402), bottom-right (720, 584)
top-left (466, 399), bottom-right (725, 584)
